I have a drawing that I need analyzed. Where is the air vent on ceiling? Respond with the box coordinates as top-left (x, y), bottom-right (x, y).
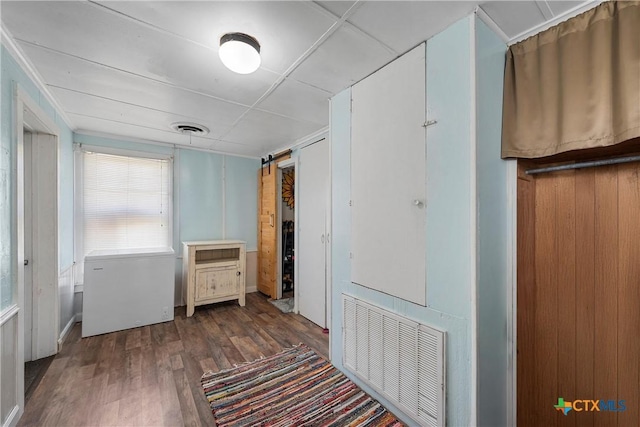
top-left (170, 122), bottom-right (209, 136)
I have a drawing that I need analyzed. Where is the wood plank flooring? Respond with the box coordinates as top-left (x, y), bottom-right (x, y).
top-left (18, 292), bottom-right (329, 427)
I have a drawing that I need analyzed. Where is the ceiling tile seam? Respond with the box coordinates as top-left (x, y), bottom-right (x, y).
top-left (306, 2), bottom-right (398, 56)
top-left (309, 0), bottom-right (399, 60)
top-left (1, 24), bottom-right (75, 130)
top-left (219, 1), bottom-right (365, 140)
top-left (86, 1), bottom-right (215, 52)
top-left (284, 76), bottom-right (335, 95)
top-left (287, 78), bottom-right (333, 96)
top-left (341, 21), bottom-right (398, 56)
top-left (47, 84), bottom-right (244, 128)
top-left (309, 1), bottom-right (348, 20)
top-left (67, 111), bottom-right (251, 146)
top-left (535, 1), bottom-right (555, 20)
top-left (15, 39), bottom-right (256, 110)
top-left (251, 106), bottom-right (327, 126)
top-left (87, 0), bottom-right (285, 77)
top-left (75, 129), bottom-right (261, 159)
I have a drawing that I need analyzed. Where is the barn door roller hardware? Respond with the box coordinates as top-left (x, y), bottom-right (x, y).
top-left (526, 154), bottom-right (640, 175)
top-left (261, 149), bottom-right (292, 175)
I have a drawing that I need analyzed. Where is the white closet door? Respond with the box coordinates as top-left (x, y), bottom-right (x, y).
top-left (298, 139), bottom-right (330, 328)
top-left (351, 43), bottom-right (426, 305)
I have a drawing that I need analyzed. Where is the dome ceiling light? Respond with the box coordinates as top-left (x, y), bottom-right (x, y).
top-left (219, 32), bottom-right (261, 74)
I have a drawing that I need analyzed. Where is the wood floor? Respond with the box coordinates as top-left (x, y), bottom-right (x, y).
top-left (18, 292), bottom-right (329, 427)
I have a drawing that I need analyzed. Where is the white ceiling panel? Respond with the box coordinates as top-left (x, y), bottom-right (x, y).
top-left (546, 1), bottom-right (587, 16)
top-left (95, 1), bottom-right (338, 75)
top-left (256, 78), bottom-right (330, 126)
top-left (1, 0), bottom-right (602, 157)
top-left (481, 1), bottom-right (548, 39)
top-left (72, 116), bottom-right (261, 157)
top-left (348, 1), bottom-right (477, 54)
top-left (315, 1), bottom-right (358, 18)
top-left (51, 87), bottom-right (232, 139)
top-left (18, 42), bottom-right (250, 127)
top-left (289, 23), bottom-right (396, 94)
top-left (2, 1), bottom-right (280, 106)
top-left (223, 110), bottom-right (323, 152)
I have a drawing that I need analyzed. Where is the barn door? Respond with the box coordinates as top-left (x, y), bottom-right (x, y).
top-left (257, 156), bottom-right (289, 298)
top-left (517, 162), bottom-right (640, 426)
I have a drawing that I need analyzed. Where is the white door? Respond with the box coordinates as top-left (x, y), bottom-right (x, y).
top-left (28, 132), bottom-right (58, 360)
top-left (23, 131), bottom-right (33, 362)
top-left (298, 139), bottom-right (330, 328)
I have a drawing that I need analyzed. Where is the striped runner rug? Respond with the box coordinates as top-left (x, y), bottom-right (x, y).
top-left (201, 344), bottom-right (405, 426)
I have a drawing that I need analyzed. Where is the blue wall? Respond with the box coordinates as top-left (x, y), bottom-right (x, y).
top-left (73, 133), bottom-right (259, 305)
top-left (74, 133), bottom-right (259, 253)
top-left (1, 45), bottom-right (74, 333)
top-left (331, 17), bottom-right (475, 426)
top-left (476, 17), bottom-right (509, 427)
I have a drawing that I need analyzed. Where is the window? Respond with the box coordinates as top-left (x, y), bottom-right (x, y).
top-left (77, 148), bottom-right (172, 276)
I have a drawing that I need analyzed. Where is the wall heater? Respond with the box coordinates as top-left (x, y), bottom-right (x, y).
top-left (342, 294), bottom-right (446, 426)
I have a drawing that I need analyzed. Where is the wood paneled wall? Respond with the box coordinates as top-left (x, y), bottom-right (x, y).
top-left (518, 162), bottom-right (640, 426)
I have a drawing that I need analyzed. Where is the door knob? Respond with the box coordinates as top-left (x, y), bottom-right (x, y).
top-left (413, 199), bottom-right (424, 208)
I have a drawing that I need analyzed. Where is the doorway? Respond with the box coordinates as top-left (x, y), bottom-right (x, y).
top-left (276, 162), bottom-right (296, 311)
top-left (6, 86), bottom-right (61, 426)
top-left (517, 158), bottom-right (640, 426)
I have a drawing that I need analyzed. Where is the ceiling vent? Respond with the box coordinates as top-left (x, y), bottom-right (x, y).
top-left (170, 122), bottom-right (209, 136)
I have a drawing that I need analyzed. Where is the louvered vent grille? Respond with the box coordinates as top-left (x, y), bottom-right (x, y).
top-left (342, 294), bottom-right (446, 426)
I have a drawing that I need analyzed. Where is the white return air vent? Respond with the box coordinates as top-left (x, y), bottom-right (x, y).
top-left (342, 294), bottom-right (445, 426)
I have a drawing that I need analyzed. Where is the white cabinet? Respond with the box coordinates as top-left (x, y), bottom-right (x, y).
top-left (182, 240), bottom-right (246, 317)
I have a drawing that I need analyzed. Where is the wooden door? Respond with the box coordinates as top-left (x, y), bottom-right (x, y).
top-left (258, 165), bottom-right (276, 297)
top-left (298, 139), bottom-right (330, 328)
top-left (517, 162), bottom-right (640, 426)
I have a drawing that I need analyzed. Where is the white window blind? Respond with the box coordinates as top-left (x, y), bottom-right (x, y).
top-left (82, 151), bottom-right (172, 255)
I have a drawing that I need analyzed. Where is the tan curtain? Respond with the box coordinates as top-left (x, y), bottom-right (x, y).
top-left (502, 1), bottom-right (640, 159)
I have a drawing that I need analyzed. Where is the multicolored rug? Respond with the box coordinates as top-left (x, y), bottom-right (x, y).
top-left (201, 344), bottom-right (404, 426)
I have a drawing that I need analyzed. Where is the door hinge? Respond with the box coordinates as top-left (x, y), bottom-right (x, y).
top-left (349, 200), bottom-right (352, 206)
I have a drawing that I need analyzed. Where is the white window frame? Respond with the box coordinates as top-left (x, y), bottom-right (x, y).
top-left (73, 143), bottom-right (174, 285)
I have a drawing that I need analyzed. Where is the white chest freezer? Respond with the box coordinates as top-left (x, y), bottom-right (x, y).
top-left (82, 247), bottom-right (175, 337)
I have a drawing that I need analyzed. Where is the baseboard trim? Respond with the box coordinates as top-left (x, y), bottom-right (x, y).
top-left (58, 314), bottom-right (77, 350)
top-left (246, 285), bottom-right (257, 293)
top-left (3, 404), bottom-right (19, 427)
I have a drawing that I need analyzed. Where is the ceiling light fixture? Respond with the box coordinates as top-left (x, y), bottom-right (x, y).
top-left (219, 32), bottom-right (261, 74)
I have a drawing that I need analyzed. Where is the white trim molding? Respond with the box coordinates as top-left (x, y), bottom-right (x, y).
top-left (509, 0), bottom-right (604, 45)
top-left (58, 314), bottom-right (77, 350)
top-left (506, 159), bottom-right (518, 426)
top-left (2, 405), bottom-right (20, 427)
top-left (0, 305), bottom-right (19, 327)
top-left (469, 14), bottom-right (479, 427)
top-left (1, 24), bottom-right (74, 129)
